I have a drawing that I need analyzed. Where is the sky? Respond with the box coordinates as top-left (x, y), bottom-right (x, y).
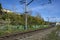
top-left (0, 0), bottom-right (60, 22)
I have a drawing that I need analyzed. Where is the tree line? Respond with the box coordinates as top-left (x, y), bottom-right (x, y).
top-left (0, 3), bottom-right (48, 25)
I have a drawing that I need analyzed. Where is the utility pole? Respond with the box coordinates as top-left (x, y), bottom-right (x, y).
top-left (19, 0), bottom-right (34, 30)
top-left (47, 17), bottom-right (50, 25)
top-left (25, 0), bottom-right (28, 30)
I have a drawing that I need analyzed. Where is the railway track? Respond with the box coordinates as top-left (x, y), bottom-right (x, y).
top-left (0, 26), bottom-right (56, 40)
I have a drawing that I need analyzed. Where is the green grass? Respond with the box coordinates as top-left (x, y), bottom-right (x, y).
top-left (0, 25), bottom-right (49, 36)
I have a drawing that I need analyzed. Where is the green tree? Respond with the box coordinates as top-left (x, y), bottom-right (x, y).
top-left (0, 3), bottom-right (2, 14)
top-left (0, 3), bottom-right (2, 10)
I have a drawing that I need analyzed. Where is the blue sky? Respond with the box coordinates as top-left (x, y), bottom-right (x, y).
top-left (0, 0), bottom-right (60, 22)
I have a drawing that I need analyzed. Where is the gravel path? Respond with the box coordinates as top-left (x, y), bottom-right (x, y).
top-left (0, 27), bottom-right (56, 40)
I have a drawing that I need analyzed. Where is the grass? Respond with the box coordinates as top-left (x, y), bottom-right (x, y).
top-left (0, 25), bottom-right (49, 36)
top-left (42, 25), bottom-right (60, 40)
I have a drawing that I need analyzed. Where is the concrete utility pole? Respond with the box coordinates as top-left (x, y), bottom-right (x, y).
top-left (25, 0), bottom-right (28, 30)
top-left (46, 17), bottom-right (50, 25)
top-left (19, 0), bottom-right (34, 30)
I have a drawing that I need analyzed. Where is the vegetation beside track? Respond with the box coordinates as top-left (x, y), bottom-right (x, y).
top-left (42, 25), bottom-right (60, 40)
top-left (0, 25), bottom-right (49, 36)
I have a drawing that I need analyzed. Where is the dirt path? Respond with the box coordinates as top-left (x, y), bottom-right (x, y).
top-left (0, 27), bottom-right (56, 40)
top-left (19, 27), bottom-right (56, 40)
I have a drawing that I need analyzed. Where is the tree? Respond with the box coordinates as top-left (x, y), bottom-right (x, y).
top-left (0, 3), bottom-right (2, 14)
top-left (0, 3), bottom-right (2, 10)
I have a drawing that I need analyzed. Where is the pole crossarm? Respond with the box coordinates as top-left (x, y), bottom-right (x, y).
top-left (19, 0), bottom-right (26, 4)
top-left (27, 0), bottom-right (34, 6)
top-left (19, 0), bottom-right (34, 6)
